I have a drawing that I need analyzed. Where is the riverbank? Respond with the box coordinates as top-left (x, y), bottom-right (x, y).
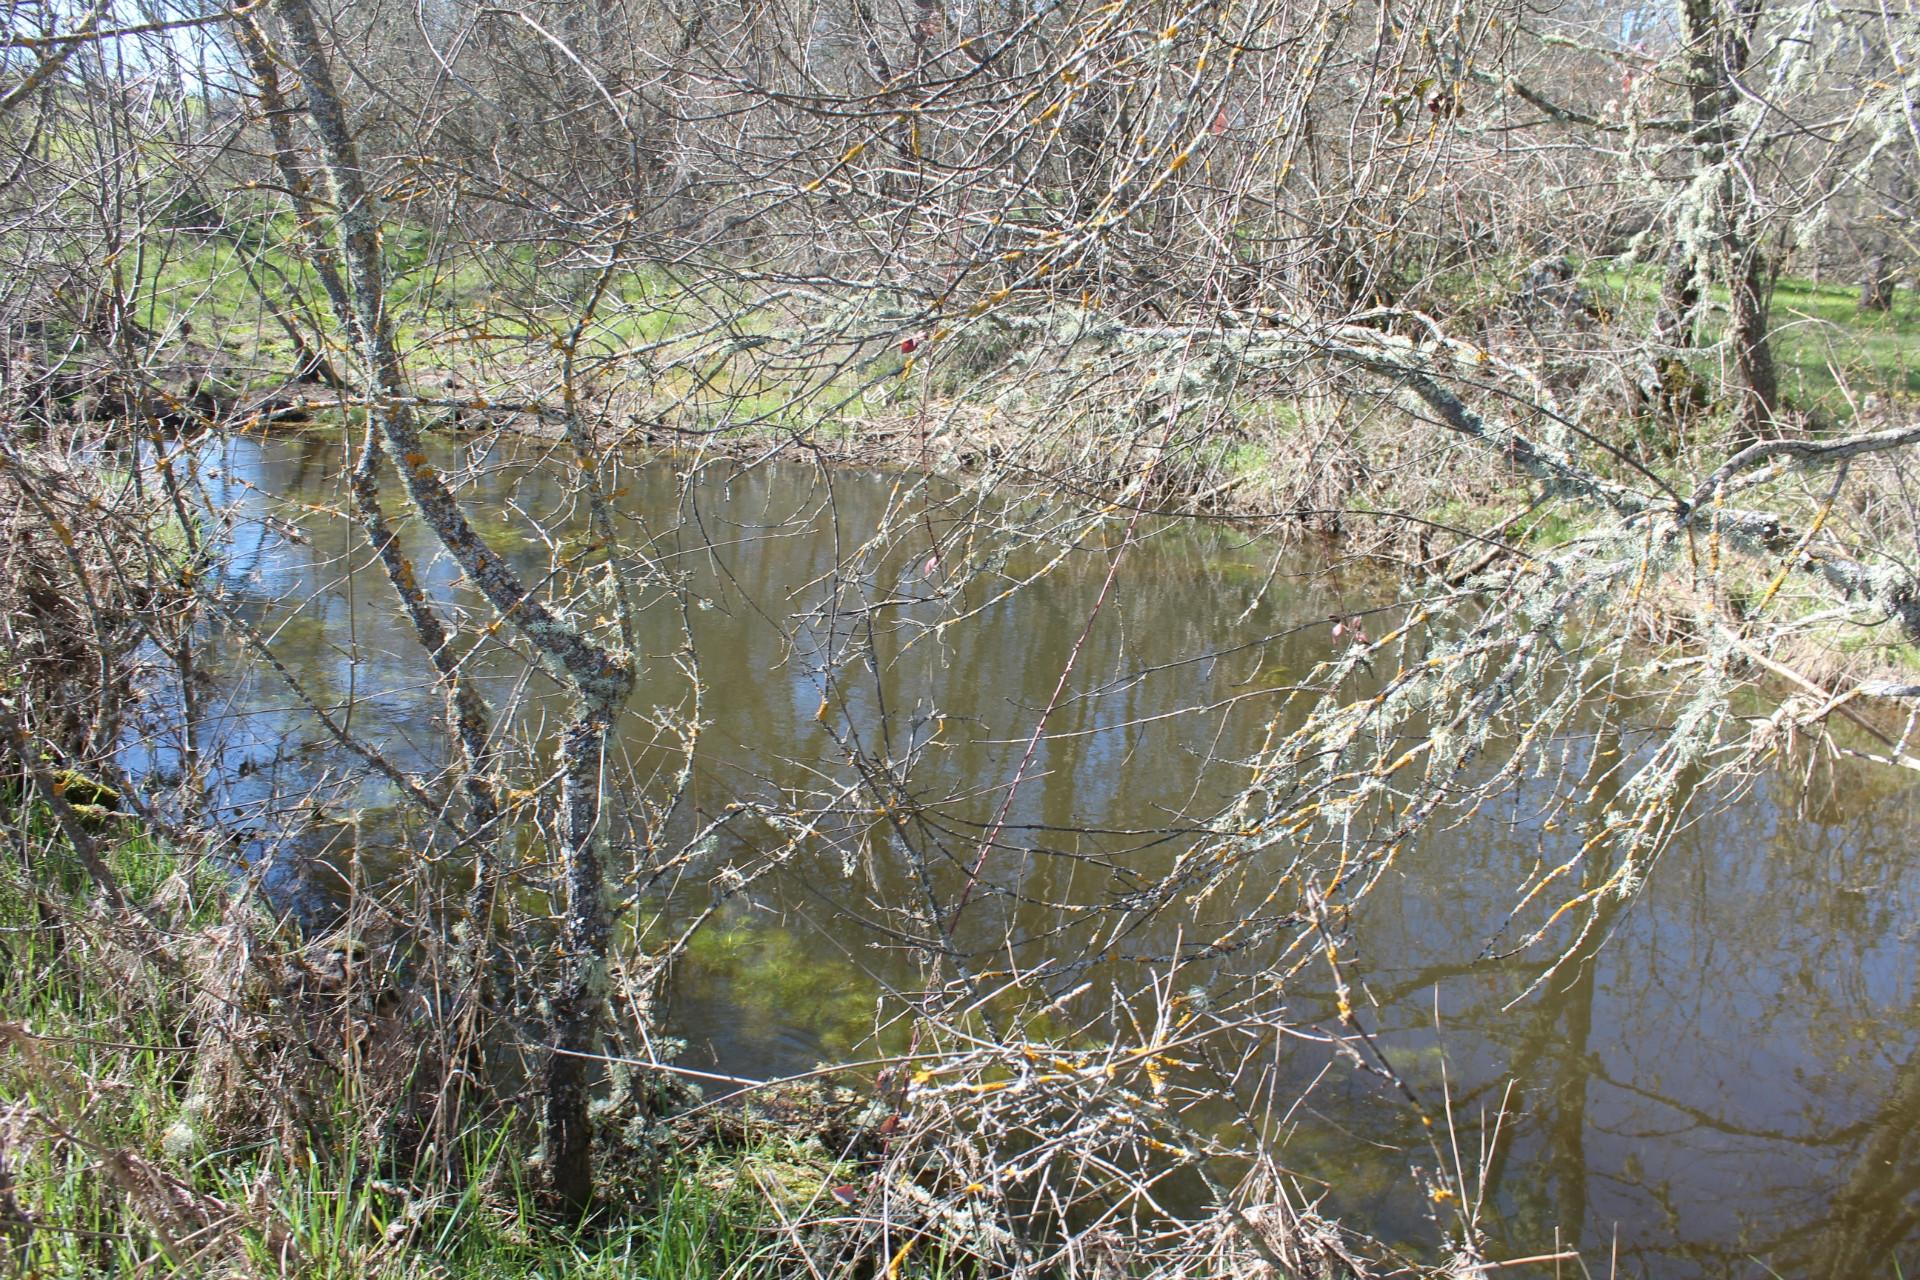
top-left (0, 806), bottom-right (865, 1277)
top-left (196, 349), bottom-right (1920, 706)
top-left (11, 421), bottom-right (1917, 1275)
top-left (0, 804), bottom-right (1421, 1278)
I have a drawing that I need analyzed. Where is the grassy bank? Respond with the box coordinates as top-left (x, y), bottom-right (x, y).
top-left (0, 809), bottom-right (880, 1279)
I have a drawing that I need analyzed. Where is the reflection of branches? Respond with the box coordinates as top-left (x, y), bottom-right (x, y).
top-left (9, 0), bottom-right (1920, 1270)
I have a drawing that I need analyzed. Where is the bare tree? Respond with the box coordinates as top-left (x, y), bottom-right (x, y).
top-left (3, 0), bottom-right (1920, 1270)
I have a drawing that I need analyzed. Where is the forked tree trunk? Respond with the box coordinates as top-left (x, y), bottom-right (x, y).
top-left (233, 14), bottom-right (501, 847)
top-left (260, 0), bottom-right (635, 1217)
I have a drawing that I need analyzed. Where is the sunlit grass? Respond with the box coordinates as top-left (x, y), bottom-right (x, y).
top-left (1591, 263), bottom-right (1920, 415)
top-left (0, 808), bottom-right (893, 1280)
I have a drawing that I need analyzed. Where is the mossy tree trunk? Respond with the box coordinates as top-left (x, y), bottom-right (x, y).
top-left (259, 0), bottom-right (636, 1217)
top-left (1651, 0), bottom-right (1779, 441)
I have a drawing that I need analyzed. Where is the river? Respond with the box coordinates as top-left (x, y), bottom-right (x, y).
top-left (130, 431), bottom-right (1920, 1278)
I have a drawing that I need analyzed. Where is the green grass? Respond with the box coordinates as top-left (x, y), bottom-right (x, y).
top-left (0, 807), bottom-right (919, 1279)
top-left (1589, 263), bottom-right (1920, 416)
top-left (247, 1137), bottom-right (794, 1280)
top-left (67, 206), bottom-right (1920, 440)
top-left (1765, 274), bottom-right (1920, 408)
top-left (127, 221), bottom-right (778, 426)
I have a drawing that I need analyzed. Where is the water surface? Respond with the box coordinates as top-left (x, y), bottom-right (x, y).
top-left (138, 433), bottom-right (1920, 1278)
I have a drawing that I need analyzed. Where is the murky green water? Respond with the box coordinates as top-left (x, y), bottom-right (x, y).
top-left (142, 432), bottom-right (1920, 1277)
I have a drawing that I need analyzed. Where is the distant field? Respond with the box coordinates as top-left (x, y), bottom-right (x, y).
top-left (117, 227), bottom-right (1920, 439)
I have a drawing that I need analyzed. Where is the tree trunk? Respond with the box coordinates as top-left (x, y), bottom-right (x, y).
top-left (1645, 0), bottom-right (1778, 439)
top-left (1861, 253), bottom-right (1897, 312)
top-left (541, 715), bottom-right (614, 1214)
top-left (261, 0), bottom-right (635, 1217)
top-left (1729, 236), bottom-right (1780, 440)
